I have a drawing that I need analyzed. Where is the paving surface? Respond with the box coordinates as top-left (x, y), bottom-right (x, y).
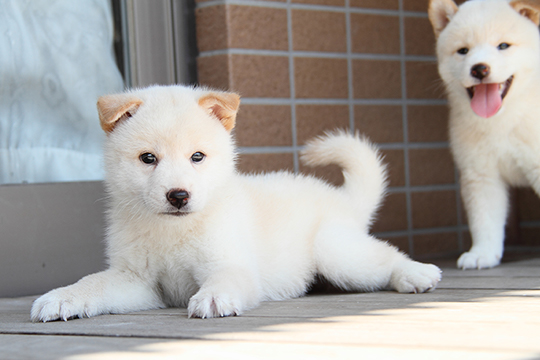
top-left (1, 258), bottom-right (539, 359)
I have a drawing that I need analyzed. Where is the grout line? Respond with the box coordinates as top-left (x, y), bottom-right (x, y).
top-left (195, 0), bottom-right (428, 18)
top-left (379, 142), bottom-right (449, 149)
top-left (398, 0), bottom-right (415, 256)
top-left (286, 0), bottom-right (299, 173)
top-left (238, 141), bottom-right (450, 154)
top-left (387, 184), bottom-right (459, 193)
top-left (198, 48), bottom-right (436, 62)
top-left (454, 166), bottom-right (465, 252)
top-left (238, 146), bottom-right (297, 154)
top-left (345, 0), bottom-right (355, 133)
top-left (240, 98), bottom-right (447, 106)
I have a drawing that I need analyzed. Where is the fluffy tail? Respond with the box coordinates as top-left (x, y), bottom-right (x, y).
top-left (300, 130), bottom-right (388, 231)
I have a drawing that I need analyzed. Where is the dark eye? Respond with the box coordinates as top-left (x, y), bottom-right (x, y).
top-left (498, 43), bottom-right (510, 50)
top-left (457, 47), bottom-right (469, 55)
top-left (140, 153), bottom-right (157, 165)
top-left (191, 152), bottom-right (205, 163)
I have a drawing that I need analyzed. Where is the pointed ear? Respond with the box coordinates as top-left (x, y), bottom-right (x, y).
top-left (428, 0), bottom-right (459, 38)
top-left (510, 0), bottom-right (540, 26)
top-left (97, 94), bottom-right (143, 133)
top-left (198, 91), bottom-right (241, 132)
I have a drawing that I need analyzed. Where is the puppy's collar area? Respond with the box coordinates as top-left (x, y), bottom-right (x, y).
top-left (466, 76), bottom-right (513, 118)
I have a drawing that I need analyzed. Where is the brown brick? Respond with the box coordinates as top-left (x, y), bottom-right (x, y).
top-left (353, 60), bottom-right (401, 99)
top-left (403, 0), bottom-right (429, 12)
top-left (413, 232), bottom-right (459, 257)
top-left (411, 190), bottom-right (458, 229)
top-left (197, 55), bottom-right (231, 90)
top-left (293, 9), bottom-right (347, 52)
top-left (405, 17), bottom-right (436, 56)
top-left (351, 14), bottom-right (400, 54)
top-left (407, 105), bottom-right (449, 143)
top-left (350, 0), bottom-right (399, 9)
top-left (385, 236), bottom-right (410, 253)
top-left (237, 153), bottom-right (294, 174)
top-left (517, 188), bottom-right (540, 221)
top-left (296, 105), bottom-right (349, 145)
top-left (355, 105), bottom-right (403, 143)
top-left (231, 55), bottom-right (290, 97)
top-left (229, 5), bottom-right (288, 51)
top-left (372, 192), bottom-right (408, 233)
top-left (235, 105), bottom-right (292, 147)
top-left (299, 163), bottom-right (345, 187)
top-left (380, 149), bottom-right (405, 187)
top-left (295, 58), bottom-right (349, 98)
top-left (195, 5), bottom-right (228, 52)
top-left (406, 61), bottom-right (444, 99)
top-left (409, 148), bottom-right (455, 186)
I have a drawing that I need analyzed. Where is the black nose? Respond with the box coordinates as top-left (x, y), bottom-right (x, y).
top-left (166, 189), bottom-right (189, 209)
top-left (471, 64), bottom-right (490, 80)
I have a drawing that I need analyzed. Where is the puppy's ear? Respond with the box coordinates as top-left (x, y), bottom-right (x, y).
top-left (428, 0), bottom-right (459, 38)
top-left (198, 91), bottom-right (241, 132)
top-left (510, 0), bottom-right (540, 26)
top-left (97, 94), bottom-right (143, 133)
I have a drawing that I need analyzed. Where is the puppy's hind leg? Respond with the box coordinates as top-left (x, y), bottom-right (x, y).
top-left (314, 222), bottom-right (441, 294)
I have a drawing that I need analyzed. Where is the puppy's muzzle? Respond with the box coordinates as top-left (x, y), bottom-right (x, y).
top-left (166, 189), bottom-right (190, 209)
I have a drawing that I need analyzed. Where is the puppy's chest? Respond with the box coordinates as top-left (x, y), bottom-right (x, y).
top-left (150, 236), bottom-right (223, 305)
top-left (154, 252), bottom-right (199, 306)
top-left (450, 117), bottom-right (539, 181)
top-left (158, 267), bottom-right (198, 306)
top-left (453, 117), bottom-right (536, 156)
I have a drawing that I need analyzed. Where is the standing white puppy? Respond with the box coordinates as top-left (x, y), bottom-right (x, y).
top-left (31, 85), bottom-right (441, 321)
top-left (429, 0), bottom-right (540, 269)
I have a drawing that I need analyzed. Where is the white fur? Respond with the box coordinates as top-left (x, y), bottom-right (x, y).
top-left (430, 0), bottom-right (540, 269)
top-left (31, 85), bottom-right (441, 321)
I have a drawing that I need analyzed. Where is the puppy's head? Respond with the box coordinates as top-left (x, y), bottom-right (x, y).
top-left (429, 0), bottom-right (540, 118)
top-left (97, 85), bottom-right (240, 218)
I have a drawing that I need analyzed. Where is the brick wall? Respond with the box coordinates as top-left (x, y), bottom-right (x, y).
top-left (194, 0), bottom-right (540, 260)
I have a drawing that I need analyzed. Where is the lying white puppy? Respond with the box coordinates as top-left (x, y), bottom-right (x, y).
top-left (31, 85), bottom-right (441, 321)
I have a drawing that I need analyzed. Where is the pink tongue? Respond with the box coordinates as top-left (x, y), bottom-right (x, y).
top-left (470, 83), bottom-right (502, 118)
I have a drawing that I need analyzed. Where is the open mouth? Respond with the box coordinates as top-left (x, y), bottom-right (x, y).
top-left (466, 76), bottom-right (513, 118)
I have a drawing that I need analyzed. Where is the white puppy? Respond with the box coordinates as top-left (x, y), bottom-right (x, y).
top-left (429, 0), bottom-right (540, 269)
top-left (31, 85), bottom-right (441, 321)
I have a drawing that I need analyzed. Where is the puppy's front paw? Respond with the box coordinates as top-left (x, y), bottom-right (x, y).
top-left (31, 288), bottom-right (92, 322)
top-left (188, 290), bottom-right (245, 319)
top-left (390, 261), bottom-right (442, 293)
top-left (457, 251), bottom-right (501, 270)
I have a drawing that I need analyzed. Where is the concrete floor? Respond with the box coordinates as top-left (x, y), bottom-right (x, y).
top-left (1, 257), bottom-right (539, 360)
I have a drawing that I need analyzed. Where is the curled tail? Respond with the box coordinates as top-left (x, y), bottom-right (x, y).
top-left (300, 130), bottom-right (388, 231)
